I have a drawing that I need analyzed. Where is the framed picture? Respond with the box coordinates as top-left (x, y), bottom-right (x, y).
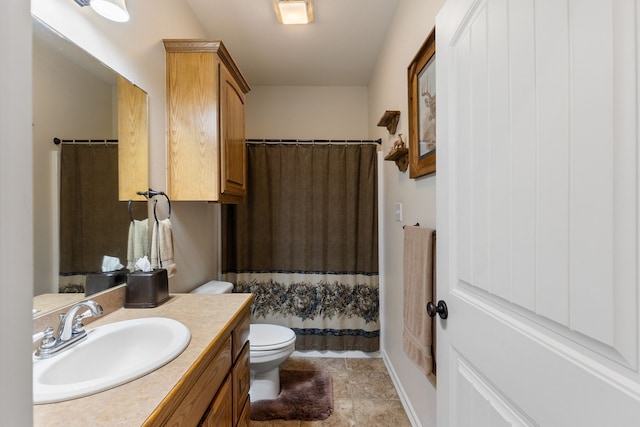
top-left (407, 27), bottom-right (436, 178)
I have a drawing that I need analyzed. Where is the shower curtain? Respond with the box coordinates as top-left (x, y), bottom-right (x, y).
top-left (222, 143), bottom-right (379, 351)
top-left (59, 144), bottom-right (144, 289)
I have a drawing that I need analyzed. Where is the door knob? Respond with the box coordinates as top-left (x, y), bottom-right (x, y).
top-left (426, 300), bottom-right (448, 319)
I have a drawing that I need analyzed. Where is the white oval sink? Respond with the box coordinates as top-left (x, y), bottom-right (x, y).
top-left (33, 317), bottom-right (190, 404)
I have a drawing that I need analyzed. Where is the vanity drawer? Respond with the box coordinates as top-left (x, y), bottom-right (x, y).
top-left (164, 337), bottom-right (232, 426)
top-left (232, 309), bottom-right (250, 360)
top-left (232, 342), bottom-right (250, 424)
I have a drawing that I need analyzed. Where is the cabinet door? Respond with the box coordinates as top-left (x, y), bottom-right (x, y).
top-left (163, 338), bottom-right (232, 426)
top-left (236, 398), bottom-right (250, 427)
top-left (117, 76), bottom-right (148, 201)
top-left (232, 343), bottom-right (250, 424)
top-left (219, 62), bottom-right (246, 202)
top-left (166, 51), bottom-right (220, 201)
top-left (201, 376), bottom-right (233, 427)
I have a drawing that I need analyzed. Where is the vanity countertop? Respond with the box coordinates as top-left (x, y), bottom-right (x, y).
top-left (33, 293), bottom-right (253, 426)
top-left (33, 293), bottom-right (85, 316)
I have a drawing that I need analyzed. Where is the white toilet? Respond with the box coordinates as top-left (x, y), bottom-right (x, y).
top-left (190, 281), bottom-right (297, 402)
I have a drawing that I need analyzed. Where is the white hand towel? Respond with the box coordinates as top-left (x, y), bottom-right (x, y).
top-left (151, 218), bottom-right (177, 277)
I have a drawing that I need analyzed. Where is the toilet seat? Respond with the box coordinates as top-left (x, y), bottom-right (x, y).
top-left (250, 324), bottom-right (296, 351)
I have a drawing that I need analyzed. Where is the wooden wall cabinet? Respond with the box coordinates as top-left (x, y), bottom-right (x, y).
top-left (118, 76), bottom-right (149, 201)
top-left (163, 40), bottom-right (251, 203)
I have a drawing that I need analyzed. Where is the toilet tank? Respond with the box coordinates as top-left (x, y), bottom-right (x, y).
top-left (190, 280), bottom-right (234, 294)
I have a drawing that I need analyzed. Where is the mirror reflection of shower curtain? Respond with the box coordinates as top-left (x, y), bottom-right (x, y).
top-left (59, 144), bottom-right (143, 283)
top-left (222, 143), bottom-right (379, 352)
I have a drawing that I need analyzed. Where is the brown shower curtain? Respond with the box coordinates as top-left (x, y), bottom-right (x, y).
top-left (59, 144), bottom-right (131, 276)
top-left (222, 143), bottom-right (379, 351)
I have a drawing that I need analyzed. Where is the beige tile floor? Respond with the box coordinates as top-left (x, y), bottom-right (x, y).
top-left (250, 357), bottom-right (413, 427)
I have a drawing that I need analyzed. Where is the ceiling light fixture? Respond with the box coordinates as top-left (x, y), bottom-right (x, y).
top-left (273, 0), bottom-right (314, 25)
top-left (74, 0), bottom-right (130, 23)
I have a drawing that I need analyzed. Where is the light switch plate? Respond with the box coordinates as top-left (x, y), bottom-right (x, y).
top-left (395, 203), bottom-right (403, 222)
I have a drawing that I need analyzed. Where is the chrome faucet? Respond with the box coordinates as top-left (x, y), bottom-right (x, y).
top-left (34, 300), bottom-right (103, 359)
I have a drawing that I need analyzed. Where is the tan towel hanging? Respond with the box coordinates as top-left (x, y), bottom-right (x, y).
top-left (402, 226), bottom-right (436, 377)
top-left (151, 218), bottom-right (177, 278)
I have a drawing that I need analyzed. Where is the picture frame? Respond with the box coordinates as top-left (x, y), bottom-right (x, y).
top-left (407, 27), bottom-right (436, 178)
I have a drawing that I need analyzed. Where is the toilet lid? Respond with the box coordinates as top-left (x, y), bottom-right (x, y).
top-left (250, 324), bottom-right (296, 349)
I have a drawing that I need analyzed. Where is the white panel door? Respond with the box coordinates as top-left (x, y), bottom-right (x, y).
top-left (436, 0), bottom-right (640, 425)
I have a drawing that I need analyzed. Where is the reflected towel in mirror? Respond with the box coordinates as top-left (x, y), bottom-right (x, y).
top-left (127, 219), bottom-right (149, 271)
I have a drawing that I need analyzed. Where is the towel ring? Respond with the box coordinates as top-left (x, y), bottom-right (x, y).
top-left (153, 199), bottom-right (159, 223)
top-left (128, 199), bottom-right (149, 222)
top-left (152, 193), bottom-right (172, 223)
top-left (128, 200), bottom-right (134, 223)
top-left (163, 192), bottom-right (172, 219)
top-left (138, 188), bottom-right (171, 223)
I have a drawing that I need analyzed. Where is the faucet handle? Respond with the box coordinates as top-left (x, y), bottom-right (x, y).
top-left (72, 315), bottom-right (86, 335)
top-left (71, 307), bottom-right (100, 335)
top-left (39, 327), bottom-right (56, 350)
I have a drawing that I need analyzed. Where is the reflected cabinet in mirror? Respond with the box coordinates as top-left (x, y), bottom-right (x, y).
top-left (32, 16), bottom-right (150, 315)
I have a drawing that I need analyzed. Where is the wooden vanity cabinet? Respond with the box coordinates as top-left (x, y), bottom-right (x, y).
top-left (145, 302), bottom-right (251, 427)
top-left (200, 376), bottom-right (233, 427)
top-left (163, 40), bottom-right (251, 204)
top-left (233, 309), bottom-right (251, 426)
top-left (237, 399), bottom-right (251, 427)
top-left (232, 327), bottom-right (251, 424)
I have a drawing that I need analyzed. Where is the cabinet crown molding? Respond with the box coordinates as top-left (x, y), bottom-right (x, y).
top-left (162, 39), bottom-right (251, 94)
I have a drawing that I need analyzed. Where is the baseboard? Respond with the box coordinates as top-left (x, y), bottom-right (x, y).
top-left (381, 349), bottom-right (422, 427)
top-left (292, 350), bottom-right (381, 358)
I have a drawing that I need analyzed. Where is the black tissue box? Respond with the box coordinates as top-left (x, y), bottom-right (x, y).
top-left (85, 269), bottom-right (129, 296)
top-left (125, 269), bottom-right (169, 308)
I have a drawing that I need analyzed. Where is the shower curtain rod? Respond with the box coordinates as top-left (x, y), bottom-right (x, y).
top-left (246, 138), bottom-right (382, 145)
top-left (53, 137), bottom-right (118, 145)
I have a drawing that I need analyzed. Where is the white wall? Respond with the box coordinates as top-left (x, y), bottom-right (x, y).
top-left (32, 40), bottom-right (116, 295)
top-left (367, 0), bottom-right (445, 426)
top-left (31, 0), bottom-right (217, 293)
top-left (246, 86), bottom-right (368, 139)
top-left (1, 1), bottom-right (33, 424)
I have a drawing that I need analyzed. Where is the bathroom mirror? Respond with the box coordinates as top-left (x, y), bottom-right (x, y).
top-left (32, 16), bottom-right (149, 314)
